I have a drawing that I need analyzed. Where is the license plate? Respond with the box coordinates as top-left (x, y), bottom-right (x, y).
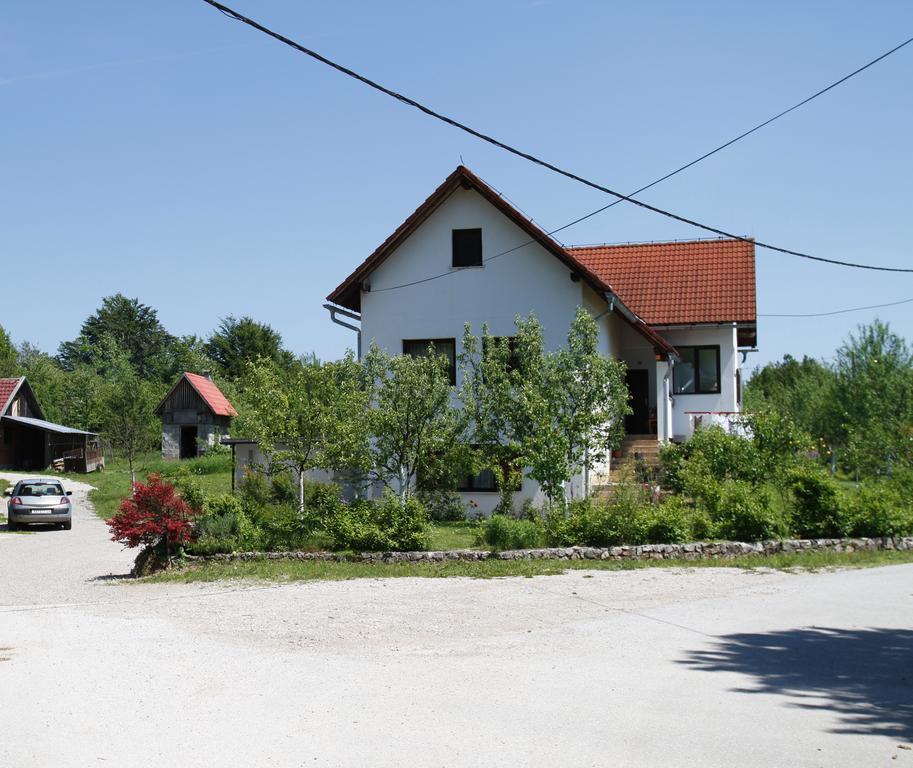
top-left (30, 510), bottom-right (52, 515)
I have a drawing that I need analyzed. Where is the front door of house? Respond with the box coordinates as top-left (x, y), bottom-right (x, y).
top-left (624, 369), bottom-right (651, 435)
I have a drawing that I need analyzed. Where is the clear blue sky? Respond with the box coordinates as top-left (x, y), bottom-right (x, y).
top-left (3, 0), bottom-right (911, 372)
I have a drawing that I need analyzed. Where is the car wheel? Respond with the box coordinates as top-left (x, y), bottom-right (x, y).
top-left (7, 520), bottom-right (17, 531)
top-left (62, 520), bottom-right (72, 531)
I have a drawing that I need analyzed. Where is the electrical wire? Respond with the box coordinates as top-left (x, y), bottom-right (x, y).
top-left (759, 296), bottom-right (913, 318)
top-left (201, 0), bottom-right (913, 274)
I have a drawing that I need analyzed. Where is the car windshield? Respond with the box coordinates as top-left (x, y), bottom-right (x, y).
top-left (19, 483), bottom-right (64, 497)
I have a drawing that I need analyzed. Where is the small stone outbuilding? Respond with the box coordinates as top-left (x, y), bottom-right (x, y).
top-left (155, 372), bottom-right (237, 459)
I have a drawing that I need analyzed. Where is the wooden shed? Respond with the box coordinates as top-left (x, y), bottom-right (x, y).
top-left (155, 372), bottom-right (237, 459)
top-left (0, 377), bottom-right (104, 472)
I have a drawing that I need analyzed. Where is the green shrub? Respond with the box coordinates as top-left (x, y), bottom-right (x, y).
top-left (712, 481), bottom-right (789, 541)
top-left (417, 489), bottom-right (465, 522)
top-left (786, 466), bottom-right (847, 538)
top-left (547, 486), bottom-right (650, 547)
top-left (271, 471), bottom-right (299, 507)
top-left (239, 470), bottom-right (273, 507)
top-left (173, 476), bottom-right (206, 512)
top-left (643, 495), bottom-right (699, 544)
top-left (249, 503), bottom-right (313, 551)
top-left (660, 427), bottom-right (762, 491)
top-left (190, 493), bottom-right (265, 554)
top-left (845, 482), bottom-right (913, 537)
top-left (324, 491), bottom-right (430, 551)
top-left (480, 514), bottom-right (545, 550)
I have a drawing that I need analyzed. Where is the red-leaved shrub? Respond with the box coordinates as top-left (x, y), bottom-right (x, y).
top-left (107, 474), bottom-right (200, 565)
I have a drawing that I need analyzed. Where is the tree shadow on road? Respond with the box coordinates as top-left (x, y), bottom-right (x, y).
top-left (681, 627), bottom-right (913, 740)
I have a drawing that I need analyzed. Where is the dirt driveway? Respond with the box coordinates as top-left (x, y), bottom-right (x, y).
top-left (1, 470), bottom-right (911, 767)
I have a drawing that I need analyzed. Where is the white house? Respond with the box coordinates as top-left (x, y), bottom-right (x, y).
top-left (325, 166), bottom-right (757, 512)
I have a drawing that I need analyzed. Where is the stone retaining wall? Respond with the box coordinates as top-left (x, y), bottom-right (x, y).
top-left (186, 536), bottom-right (913, 565)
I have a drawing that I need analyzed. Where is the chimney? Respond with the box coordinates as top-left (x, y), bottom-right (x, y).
top-left (202, 370), bottom-right (213, 381)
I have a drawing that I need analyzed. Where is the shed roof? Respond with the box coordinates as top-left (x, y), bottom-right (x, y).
top-left (156, 372), bottom-right (238, 417)
top-left (2, 415), bottom-right (96, 436)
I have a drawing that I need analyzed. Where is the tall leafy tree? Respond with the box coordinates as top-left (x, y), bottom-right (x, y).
top-left (363, 343), bottom-right (464, 503)
top-left (240, 354), bottom-right (367, 512)
top-left (206, 316), bottom-right (293, 379)
top-left (0, 325), bottom-right (17, 377)
top-left (833, 320), bottom-right (913, 478)
top-left (102, 354), bottom-right (162, 486)
top-left (58, 294), bottom-right (175, 379)
top-left (744, 354), bottom-right (840, 469)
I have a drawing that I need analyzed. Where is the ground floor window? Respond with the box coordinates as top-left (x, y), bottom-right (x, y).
top-left (673, 346), bottom-right (720, 394)
top-left (457, 453), bottom-right (523, 493)
top-left (402, 338), bottom-right (456, 385)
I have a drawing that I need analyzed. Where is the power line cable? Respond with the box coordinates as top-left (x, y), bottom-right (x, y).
top-left (201, 0), bottom-right (913, 274)
top-left (759, 296), bottom-right (913, 318)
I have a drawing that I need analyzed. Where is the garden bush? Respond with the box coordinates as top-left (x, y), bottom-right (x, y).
top-left (107, 474), bottom-right (201, 573)
top-left (845, 482), bottom-right (913, 538)
top-left (191, 493), bottom-right (263, 554)
top-left (546, 485), bottom-right (651, 547)
top-left (416, 488), bottom-right (465, 522)
top-left (786, 466), bottom-right (847, 538)
top-left (324, 491), bottom-right (430, 551)
top-left (711, 481), bottom-right (789, 541)
top-left (642, 495), bottom-right (702, 544)
top-left (480, 514), bottom-right (545, 550)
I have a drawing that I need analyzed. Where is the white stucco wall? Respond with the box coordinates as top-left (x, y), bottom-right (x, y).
top-left (360, 187), bottom-right (593, 368)
top-left (659, 325), bottom-right (740, 440)
top-left (357, 186), bottom-right (614, 515)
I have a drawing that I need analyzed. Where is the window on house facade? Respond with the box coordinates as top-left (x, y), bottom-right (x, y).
top-left (673, 346), bottom-right (721, 394)
top-left (452, 228), bottom-right (482, 267)
top-left (457, 453), bottom-right (523, 493)
top-left (402, 338), bottom-right (456, 385)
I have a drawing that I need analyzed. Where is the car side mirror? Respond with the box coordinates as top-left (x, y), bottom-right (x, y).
top-left (66, 491), bottom-right (72, 496)
top-left (3, 489), bottom-right (11, 497)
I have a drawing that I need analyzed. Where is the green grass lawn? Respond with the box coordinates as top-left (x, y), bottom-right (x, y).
top-left (429, 520), bottom-right (481, 550)
top-left (71, 452), bottom-right (234, 520)
top-left (144, 548), bottom-right (913, 584)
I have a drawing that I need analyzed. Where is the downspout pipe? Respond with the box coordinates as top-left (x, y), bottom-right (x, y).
top-left (323, 303), bottom-right (362, 358)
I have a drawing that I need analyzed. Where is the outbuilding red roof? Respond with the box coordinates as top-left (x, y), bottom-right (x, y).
top-left (183, 372), bottom-right (238, 417)
top-left (0, 378), bottom-right (23, 415)
top-left (567, 239), bottom-right (756, 326)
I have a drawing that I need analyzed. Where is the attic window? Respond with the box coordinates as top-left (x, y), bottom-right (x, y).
top-left (452, 228), bottom-right (482, 267)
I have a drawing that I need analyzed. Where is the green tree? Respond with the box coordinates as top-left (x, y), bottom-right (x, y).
top-left (363, 343), bottom-right (464, 504)
top-left (102, 356), bottom-right (162, 486)
top-left (834, 319), bottom-right (913, 478)
top-left (205, 316), bottom-right (293, 379)
top-left (16, 343), bottom-right (67, 422)
top-left (58, 294), bottom-right (175, 379)
top-left (460, 309), bottom-right (629, 509)
top-left (0, 325), bottom-right (17, 377)
top-left (240, 354), bottom-right (367, 512)
top-left (744, 354), bottom-right (840, 470)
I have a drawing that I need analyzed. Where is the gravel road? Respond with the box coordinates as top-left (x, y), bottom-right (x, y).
top-left (1, 470), bottom-right (911, 767)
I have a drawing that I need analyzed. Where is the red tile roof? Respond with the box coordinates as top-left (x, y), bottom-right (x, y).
top-left (183, 373), bottom-right (238, 417)
top-left (567, 239), bottom-right (756, 326)
top-left (0, 377), bottom-right (24, 415)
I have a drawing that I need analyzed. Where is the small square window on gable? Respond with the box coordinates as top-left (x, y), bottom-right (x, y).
top-left (452, 228), bottom-right (483, 267)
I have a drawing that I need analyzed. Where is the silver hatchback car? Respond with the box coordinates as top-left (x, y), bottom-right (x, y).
top-left (5, 479), bottom-right (73, 531)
